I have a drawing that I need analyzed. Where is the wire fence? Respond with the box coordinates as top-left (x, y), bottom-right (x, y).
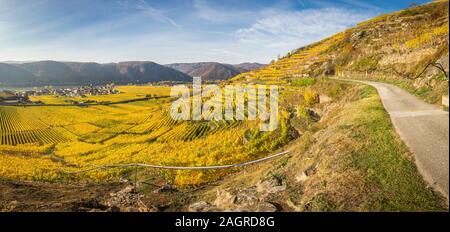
top-left (60, 150), bottom-right (291, 187)
top-left (67, 150), bottom-right (290, 174)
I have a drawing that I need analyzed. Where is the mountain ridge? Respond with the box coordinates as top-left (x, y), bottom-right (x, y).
top-left (0, 60), bottom-right (265, 87)
top-left (0, 61), bottom-right (192, 87)
top-left (165, 62), bottom-right (265, 81)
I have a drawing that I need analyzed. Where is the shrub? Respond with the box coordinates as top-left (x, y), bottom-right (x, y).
top-left (405, 23), bottom-right (448, 49)
top-left (405, 33), bottom-right (432, 48)
top-left (297, 105), bottom-right (309, 119)
top-left (291, 77), bottom-right (316, 86)
top-left (304, 89), bottom-right (320, 106)
top-left (328, 85), bottom-right (343, 98)
top-left (351, 56), bottom-right (379, 71)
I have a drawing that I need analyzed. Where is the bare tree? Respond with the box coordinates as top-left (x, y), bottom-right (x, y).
top-left (414, 62), bottom-right (448, 81)
top-left (377, 62), bottom-right (448, 88)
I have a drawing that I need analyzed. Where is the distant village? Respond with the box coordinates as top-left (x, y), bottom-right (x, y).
top-left (0, 84), bottom-right (119, 105)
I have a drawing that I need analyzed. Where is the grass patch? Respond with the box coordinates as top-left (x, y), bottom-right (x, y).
top-left (346, 87), bottom-right (445, 211)
top-left (396, 78), bottom-right (448, 105)
top-left (291, 77), bottom-right (316, 87)
top-left (350, 56), bottom-right (380, 72)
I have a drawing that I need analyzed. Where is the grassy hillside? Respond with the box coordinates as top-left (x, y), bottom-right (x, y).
top-left (190, 80), bottom-right (446, 212)
top-left (233, 0), bottom-right (449, 104)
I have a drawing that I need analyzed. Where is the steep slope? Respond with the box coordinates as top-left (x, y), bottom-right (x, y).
top-left (0, 61), bottom-right (192, 86)
top-left (234, 0), bottom-right (449, 104)
top-left (0, 63), bottom-right (36, 87)
top-left (64, 62), bottom-right (120, 85)
top-left (18, 61), bottom-right (82, 86)
top-left (187, 82), bottom-right (446, 212)
top-left (117, 61), bottom-right (192, 83)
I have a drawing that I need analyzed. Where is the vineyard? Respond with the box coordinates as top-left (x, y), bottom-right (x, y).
top-left (0, 85), bottom-right (309, 186)
top-left (0, 107), bottom-right (69, 145)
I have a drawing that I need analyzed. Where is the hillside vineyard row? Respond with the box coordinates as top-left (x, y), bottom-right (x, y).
top-left (0, 85), bottom-right (300, 186)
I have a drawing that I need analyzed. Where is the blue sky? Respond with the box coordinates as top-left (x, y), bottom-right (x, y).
top-left (0, 0), bottom-right (431, 64)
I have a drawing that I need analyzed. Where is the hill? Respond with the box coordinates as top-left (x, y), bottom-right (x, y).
top-left (234, 0), bottom-right (449, 104)
top-left (166, 62), bottom-right (265, 81)
top-left (0, 61), bottom-right (192, 87)
top-left (114, 61), bottom-right (192, 83)
top-left (0, 63), bottom-right (36, 86)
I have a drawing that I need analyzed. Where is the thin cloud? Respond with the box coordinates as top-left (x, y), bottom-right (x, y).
top-left (121, 0), bottom-right (182, 29)
top-left (340, 0), bottom-right (380, 10)
top-left (234, 8), bottom-right (373, 52)
top-left (193, 0), bottom-right (252, 22)
top-left (298, 0), bottom-right (380, 10)
top-left (0, 0), bottom-right (412, 64)
top-left (297, 0), bottom-right (306, 8)
top-left (193, 0), bottom-right (229, 22)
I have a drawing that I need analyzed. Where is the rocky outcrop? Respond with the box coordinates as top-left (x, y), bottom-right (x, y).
top-left (188, 176), bottom-right (286, 212)
top-left (72, 185), bottom-right (157, 212)
top-left (295, 166), bottom-right (317, 183)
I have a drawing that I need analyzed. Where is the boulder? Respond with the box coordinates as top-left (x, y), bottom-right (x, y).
top-left (256, 202), bottom-right (278, 212)
top-left (256, 178), bottom-right (286, 194)
top-left (350, 31), bottom-right (365, 45)
top-left (295, 172), bottom-right (309, 182)
top-left (153, 184), bottom-right (177, 194)
top-left (188, 201), bottom-right (214, 212)
top-left (295, 166), bottom-right (317, 183)
top-left (319, 95), bottom-right (332, 104)
top-left (214, 189), bottom-right (237, 208)
top-left (305, 166), bottom-right (317, 176)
